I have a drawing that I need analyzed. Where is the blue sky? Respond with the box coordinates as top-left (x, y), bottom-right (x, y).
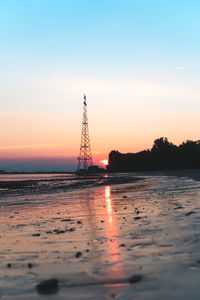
top-left (0, 1), bottom-right (200, 171)
top-left (1, 0), bottom-right (200, 78)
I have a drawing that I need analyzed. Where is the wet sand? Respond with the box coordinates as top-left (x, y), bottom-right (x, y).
top-left (1, 172), bottom-right (200, 299)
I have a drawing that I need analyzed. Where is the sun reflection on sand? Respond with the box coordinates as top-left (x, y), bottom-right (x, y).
top-left (104, 186), bottom-right (124, 280)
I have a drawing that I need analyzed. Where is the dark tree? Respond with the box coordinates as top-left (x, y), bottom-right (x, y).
top-left (107, 137), bottom-right (200, 172)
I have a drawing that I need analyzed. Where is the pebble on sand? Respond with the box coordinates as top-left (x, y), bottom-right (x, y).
top-left (185, 211), bottom-right (195, 216)
top-left (75, 251), bottom-right (82, 258)
top-left (32, 233), bottom-right (40, 237)
top-left (129, 274), bottom-right (143, 284)
top-left (36, 278), bottom-right (59, 294)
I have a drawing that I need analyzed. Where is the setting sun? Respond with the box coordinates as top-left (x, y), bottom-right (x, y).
top-left (101, 159), bottom-right (108, 166)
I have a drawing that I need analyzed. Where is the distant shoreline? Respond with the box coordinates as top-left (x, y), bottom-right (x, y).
top-left (0, 174), bottom-right (144, 198)
top-left (1, 168), bottom-right (200, 181)
top-left (0, 171), bottom-right (75, 175)
top-left (119, 168), bottom-right (200, 183)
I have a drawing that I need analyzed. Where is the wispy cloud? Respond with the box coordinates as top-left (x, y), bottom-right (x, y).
top-left (175, 65), bottom-right (189, 71)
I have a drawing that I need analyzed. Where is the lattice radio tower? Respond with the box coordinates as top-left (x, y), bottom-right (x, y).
top-left (77, 94), bottom-right (93, 171)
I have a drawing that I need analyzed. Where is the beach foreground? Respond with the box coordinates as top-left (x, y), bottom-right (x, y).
top-left (1, 172), bottom-right (200, 299)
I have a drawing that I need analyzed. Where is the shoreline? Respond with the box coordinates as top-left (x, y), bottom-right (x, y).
top-left (0, 174), bottom-right (144, 198)
top-left (133, 168), bottom-right (200, 182)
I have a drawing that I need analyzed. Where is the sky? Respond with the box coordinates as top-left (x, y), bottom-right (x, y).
top-left (1, 0), bottom-right (200, 171)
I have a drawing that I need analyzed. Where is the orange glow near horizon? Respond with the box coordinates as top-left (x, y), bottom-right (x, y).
top-left (2, 106), bottom-right (200, 163)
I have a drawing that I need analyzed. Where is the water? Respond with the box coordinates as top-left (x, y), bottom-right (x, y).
top-left (1, 173), bottom-right (200, 299)
top-left (0, 173), bottom-right (74, 182)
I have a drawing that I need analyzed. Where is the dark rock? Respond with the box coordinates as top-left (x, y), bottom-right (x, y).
top-left (61, 218), bottom-right (73, 222)
top-left (32, 233), bottom-right (40, 237)
top-left (46, 231), bottom-right (52, 234)
top-left (134, 217), bottom-right (141, 220)
top-left (27, 263), bottom-right (33, 268)
top-left (174, 205), bottom-right (183, 210)
top-left (185, 211), bottom-right (195, 216)
top-left (75, 252), bottom-right (82, 258)
top-left (56, 230), bottom-right (65, 234)
top-left (129, 274), bottom-right (143, 284)
top-left (122, 196), bottom-right (127, 198)
top-left (119, 243), bottom-right (126, 247)
top-left (69, 228), bottom-right (76, 232)
top-left (77, 221), bottom-right (82, 224)
top-left (36, 278), bottom-right (59, 294)
top-left (7, 263), bottom-right (12, 268)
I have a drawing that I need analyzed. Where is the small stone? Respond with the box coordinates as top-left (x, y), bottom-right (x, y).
top-left (7, 263), bottom-right (12, 268)
top-left (27, 263), bottom-right (33, 268)
top-left (56, 230), bottom-right (65, 234)
top-left (36, 278), bottom-right (59, 294)
top-left (129, 274), bottom-right (143, 284)
top-left (69, 228), bottom-right (76, 232)
top-left (75, 252), bottom-right (82, 258)
top-left (185, 211), bottom-right (195, 216)
top-left (134, 217), bottom-right (141, 220)
top-left (77, 221), bottom-right (82, 224)
top-left (174, 205), bottom-right (183, 210)
top-left (119, 243), bottom-right (125, 247)
top-left (32, 233), bottom-right (40, 237)
top-left (122, 196), bottom-right (127, 198)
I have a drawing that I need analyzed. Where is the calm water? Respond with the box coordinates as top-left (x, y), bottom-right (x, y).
top-left (0, 173), bottom-right (74, 182)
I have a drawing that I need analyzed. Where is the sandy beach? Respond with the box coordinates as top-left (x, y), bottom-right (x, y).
top-left (1, 171), bottom-right (200, 299)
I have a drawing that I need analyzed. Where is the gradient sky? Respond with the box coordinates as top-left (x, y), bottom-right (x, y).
top-left (1, 0), bottom-right (200, 171)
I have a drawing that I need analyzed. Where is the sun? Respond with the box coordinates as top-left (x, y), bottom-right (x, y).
top-left (101, 159), bottom-right (108, 166)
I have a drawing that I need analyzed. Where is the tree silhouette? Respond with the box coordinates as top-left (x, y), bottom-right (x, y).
top-left (107, 137), bottom-right (200, 172)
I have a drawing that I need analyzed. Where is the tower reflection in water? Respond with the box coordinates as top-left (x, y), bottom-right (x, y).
top-left (104, 186), bottom-right (124, 280)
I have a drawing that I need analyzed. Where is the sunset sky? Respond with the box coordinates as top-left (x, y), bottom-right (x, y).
top-left (1, 0), bottom-right (200, 171)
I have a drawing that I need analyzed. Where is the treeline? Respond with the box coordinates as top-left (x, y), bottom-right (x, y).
top-left (107, 137), bottom-right (200, 171)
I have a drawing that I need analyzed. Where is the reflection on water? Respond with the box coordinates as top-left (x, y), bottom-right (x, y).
top-left (104, 186), bottom-right (123, 279)
top-left (105, 186), bottom-right (113, 226)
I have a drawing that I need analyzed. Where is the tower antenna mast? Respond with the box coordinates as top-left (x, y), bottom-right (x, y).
top-left (77, 94), bottom-right (93, 171)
